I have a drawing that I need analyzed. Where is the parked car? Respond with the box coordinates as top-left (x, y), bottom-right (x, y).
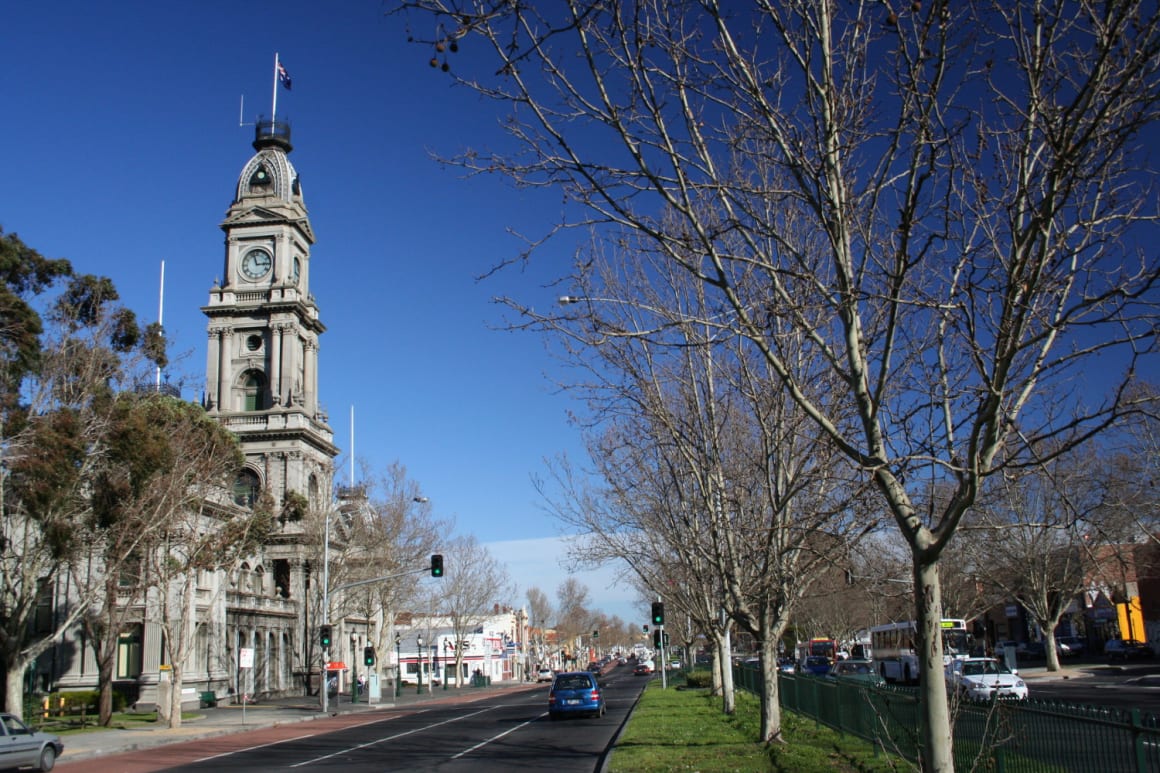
top-left (1056, 636), bottom-right (1086, 656)
top-left (0, 712), bottom-right (63, 771)
top-left (1104, 639), bottom-right (1154, 660)
top-left (536, 667), bottom-right (555, 683)
top-left (827, 659), bottom-right (886, 686)
top-left (547, 671), bottom-right (606, 719)
top-left (945, 657), bottom-right (1028, 701)
top-left (799, 655), bottom-right (832, 676)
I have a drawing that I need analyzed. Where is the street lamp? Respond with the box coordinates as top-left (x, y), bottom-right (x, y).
top-left (394, 634), bottom-right (402, 698)
top-left (417, 634), bottom-right (424, 695)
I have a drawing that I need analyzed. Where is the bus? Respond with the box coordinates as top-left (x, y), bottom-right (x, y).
top-left (795, 637), bottom-right (840, 664)
top-left (868, 619), bottom-right (972, 684)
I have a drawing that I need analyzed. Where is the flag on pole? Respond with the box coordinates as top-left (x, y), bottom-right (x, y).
top-left (277, 61), bottom-right (292, 90)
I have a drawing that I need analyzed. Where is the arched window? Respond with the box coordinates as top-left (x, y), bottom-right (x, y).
top-left (253, 564), bottom-right (266, 595)
top-left (242, 370), bottom-right (266, 411)
top-left (308, 475), bottom-right (320, 509)
top-left (233, 469), bottom-right (261, 508)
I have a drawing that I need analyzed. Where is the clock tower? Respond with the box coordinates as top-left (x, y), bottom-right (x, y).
top-left (202, 119), bottom-right (338, 509)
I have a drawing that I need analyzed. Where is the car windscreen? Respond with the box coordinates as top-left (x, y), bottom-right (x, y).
top-left (555, 675), bottom-right (593, 690)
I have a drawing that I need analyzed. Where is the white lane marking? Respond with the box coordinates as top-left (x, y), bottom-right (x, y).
top-left (449, 712), bottom-right (548, 759)
top-left (289, 708), bottom-right (490, 767)
top-left (194, 733), bottom-right (319, 762)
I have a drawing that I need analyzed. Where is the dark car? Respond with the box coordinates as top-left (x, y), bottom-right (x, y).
top-left (827, 659), bottom-right (886, 687)
top-left (548, 671), bottom-right (606, 719)
top-left (800, 655), bottom-right (831, 676)
top-left (1057, 636), bottom-right (1085, 656)
top-left (633, 661), bottom-right (653, 675)
top-left (1104, 639), bottom-right (1153, 660)
top-left (0, 712), bottom-right (63, 771)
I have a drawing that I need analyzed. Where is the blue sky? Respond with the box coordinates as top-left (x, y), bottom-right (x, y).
top-left (1, 2), bottom-right (637, 625)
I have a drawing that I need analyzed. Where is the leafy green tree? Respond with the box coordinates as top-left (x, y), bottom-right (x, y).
top-left (1, 252), bottom-right (162, 716)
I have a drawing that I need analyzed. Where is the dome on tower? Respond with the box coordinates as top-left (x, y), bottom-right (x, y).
top-left (233, 120), bottom-right (303, 206)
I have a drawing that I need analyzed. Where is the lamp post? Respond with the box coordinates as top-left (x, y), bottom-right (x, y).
top-left (394, 634), bottom-right (402, 698)
top-left (320, 505), bottom-right (333, 714)
top-left (442, 640), bottom-right (449, 690)
top-left (417, 634), bottom-right (424, 695)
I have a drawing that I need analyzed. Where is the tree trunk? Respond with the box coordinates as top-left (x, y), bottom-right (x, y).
top-left (914, 559), bottom-right (953, 772)
top-left (96, 645), bottom-right (115, 726)
top-left (759, 633), bottom-right (783, 744)
top-left (168, 664), bottom-right (184, 729)
top-left (713, 628), bottom-right (735, 714)
top-left (5, 665), bottom-right (25, 718)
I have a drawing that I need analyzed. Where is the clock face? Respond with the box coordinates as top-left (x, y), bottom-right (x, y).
top-left (241, 248), bottom-right (272, 280)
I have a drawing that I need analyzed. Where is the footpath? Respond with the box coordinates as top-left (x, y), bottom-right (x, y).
top-left (54, 680), bottom-right (542, 765)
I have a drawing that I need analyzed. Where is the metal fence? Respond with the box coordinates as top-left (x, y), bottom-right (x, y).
top-left (734, 664), bottom-right (1160, 772)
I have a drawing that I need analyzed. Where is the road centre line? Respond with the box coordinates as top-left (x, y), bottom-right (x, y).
top-left (449, 712), bottom-right (547, 760)
top-left (289, 707), bottom-right (491, 767)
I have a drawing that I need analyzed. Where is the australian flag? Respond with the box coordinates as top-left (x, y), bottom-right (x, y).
top-left (277, 61), bottom-right (292, 90)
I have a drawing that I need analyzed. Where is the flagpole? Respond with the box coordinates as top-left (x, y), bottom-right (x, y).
top-left (156, 260), bottom-right (165, 389)
top-left (272, 52), bottom-right (280, 126)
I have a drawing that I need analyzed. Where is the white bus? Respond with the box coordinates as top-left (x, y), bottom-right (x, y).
top-left (868, 618), bottom-right (973, 684)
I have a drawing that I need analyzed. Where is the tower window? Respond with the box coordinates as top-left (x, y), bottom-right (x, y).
top-left (246, 335), bottom-right (262, 352)
top-left (249, 164), bottom-right (272, 190)
top-left (233, 469), bottom-right (261, 508)
top-left (242, 370), bottom-right (266, 411)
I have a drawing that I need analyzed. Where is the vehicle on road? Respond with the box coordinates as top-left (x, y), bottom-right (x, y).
top-left (632, 661), bottom-right (653, 675)
top-left (1104, 639), bottom-right (1154, 660)
top-left (536, 667), bottom-right (554, 682)
top-left (1057, 636), bottom-right (1086, 656)
top-left (799, 655), bottom-right (832, 676)
top-left (547, 671), bottom-right (605, 719)
top-left (945, 657), bottom-right (1028, 701)
top-left (869, 618), bottom-right (973, 683)
top-left (0, 712), bottom-right (63, 771)
top-left (827, 659), bottom-right (886, 686)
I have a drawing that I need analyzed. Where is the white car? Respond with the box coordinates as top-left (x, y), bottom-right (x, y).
top-left (536, 667), bottom-right (554, 682)
top-left (946, 657), bottom-right (1028, 701)
top-left (0, 712), bottom-right (63, 771)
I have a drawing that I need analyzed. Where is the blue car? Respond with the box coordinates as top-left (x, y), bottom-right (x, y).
top-left (548, 671), bottom-right (606, 719)
top-left (800, 656), bottom-right (832, 676)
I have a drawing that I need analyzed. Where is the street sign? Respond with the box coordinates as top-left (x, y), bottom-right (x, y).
top-left (239, 648), bottom-right (254, 668)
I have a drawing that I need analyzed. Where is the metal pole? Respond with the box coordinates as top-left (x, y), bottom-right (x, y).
top-left (321, 510), bottom-right (330, 713)
top-left (395, 637), bottom-right (402, 697)
top-left (417, 636), bottom-right (424, 695)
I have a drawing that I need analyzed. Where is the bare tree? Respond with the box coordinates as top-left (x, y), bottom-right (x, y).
top-left (390, 2), bottom-right (1160, 766)
top-left (526, 586), bottom-right (553, 668)
top-left (972, 448), bottom-right (1117, 672)
top-left (436, 535), bottom-right (513, 686)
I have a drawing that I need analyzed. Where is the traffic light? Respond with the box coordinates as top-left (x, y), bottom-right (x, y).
top-left (364, 646), bottom-right (376, 667)
top-left (651, 601), bottom-right (665, 626)
top-left (319, 625), bottom-right (332, 648)
top-left (643, 624), bottom-right (649, 633)
top-left (430, 554), bottom-right (444, 577)
top-left (593, 630), bottom-right (599, 639)
top-left (653, 629), bottom-right (662, 647)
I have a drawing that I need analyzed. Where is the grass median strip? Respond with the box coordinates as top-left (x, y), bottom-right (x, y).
top-left (608, 677), bottom-right (904, 772)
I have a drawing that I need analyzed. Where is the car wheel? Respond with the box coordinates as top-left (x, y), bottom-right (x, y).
top-left (38, 745), bottom-right (56, 772)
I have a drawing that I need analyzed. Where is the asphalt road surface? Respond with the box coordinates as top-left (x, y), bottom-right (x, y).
top-left (61, 669), bottom-right (650, 773)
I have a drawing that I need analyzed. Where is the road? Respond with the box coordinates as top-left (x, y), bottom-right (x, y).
top-left (58, 668), bottom-right (649, 773)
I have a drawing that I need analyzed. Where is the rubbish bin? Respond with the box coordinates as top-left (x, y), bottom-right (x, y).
top-left (471, 673), bottom-right (488, 688)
